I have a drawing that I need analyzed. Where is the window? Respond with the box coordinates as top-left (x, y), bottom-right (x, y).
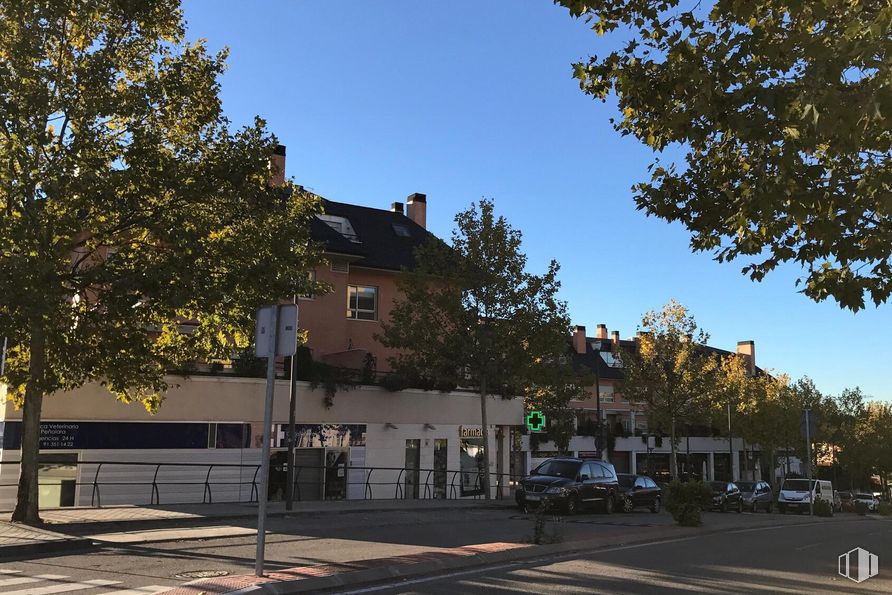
top-left (392, 223), bottom-right (411, 237)
top-left (347, 285), bottom-right (377, 320)
top-left (645, 478), bottom-right (658, 489)
top-left (599, 387), bottom-right (614, 403)
top-left (330, 261), bottom-right (349, 273)
top-left (634, 477), bottom-right (647, 489)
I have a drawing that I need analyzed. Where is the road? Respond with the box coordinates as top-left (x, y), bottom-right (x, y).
top-left (1, 507), bottom-right (887, 594)
top-left (352, 516), bottom-right (892, 594)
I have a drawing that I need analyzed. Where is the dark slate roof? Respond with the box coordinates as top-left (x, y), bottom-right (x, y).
top-left (312, 199), bottom-right (439, 271)
top-left (571, 337), bottom-right (763, 379)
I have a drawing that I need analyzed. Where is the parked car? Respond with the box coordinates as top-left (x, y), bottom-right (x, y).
top-left (855, 492), bottom-right (880, 512)
top-left (838, 490), bottom-right (854, 512)
top-left (777, 479), bottom-right (833, 514)
top-left (736, 480), bottom-right (773, 513)
top-left (616, 474), bottom-right (662, 513)
top-left (832, 490), bottom-right (842, 512)
top-left (708, 481), bottom-right (743, 513)
top-left (515, 457), bottom-right (620, 514)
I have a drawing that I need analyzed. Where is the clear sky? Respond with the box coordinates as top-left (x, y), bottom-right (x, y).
top-left (181, 0), bottom-right (890, 401)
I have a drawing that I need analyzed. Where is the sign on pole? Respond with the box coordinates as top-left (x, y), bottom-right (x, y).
top-left (525, 410), bottom-right (546, 433)
top-left (255, 304), bottom-right (297, 358)
top-left (800, 409), bottom-right (818, 439)
top-left (254, 303), bottom-right (298, 577)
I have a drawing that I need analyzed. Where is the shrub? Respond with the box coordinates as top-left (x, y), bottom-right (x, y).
top-left (854, 500), bottom-right (869, 515)
top-left (813, 498), bottom-right (833, 517)
top-left (878, 501), bottom-right (891, 516)
top-left (664, 480), bottom-right (712, 527)
top-left (524, 501), bottom-right (564, 545)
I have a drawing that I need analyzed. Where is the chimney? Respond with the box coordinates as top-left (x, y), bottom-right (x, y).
top-left (391, 201), bottom-right (404, 214)
top-left (572, 325), bottom-right (587, 355)
top-left (595, 324), bottom-right (608, 340)
top-left (736, 341), bottom-right (756, 376)
top-left (611, 330), bottom-right (620, 349)
top-left (269, 144), bottom-right (286, 187)
top-left (406, 193), bottom-right (427, 229)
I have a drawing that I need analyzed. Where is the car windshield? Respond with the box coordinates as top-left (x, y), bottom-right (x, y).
top-left (708, 481), bottom-right (726, 491)
top-left (617, 475), bottom-right (634, 488)
top-left (856, 493), bottom-right (874, 499)
top-left (533, 460), bottom-right (580, 478)
top-left (736, 482), bottom-right (755, 492)
top-left (782, 479), bottom-right (812, 491)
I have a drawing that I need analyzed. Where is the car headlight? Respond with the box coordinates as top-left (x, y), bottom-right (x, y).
top-left (545, 486), bottom-right (567, 495)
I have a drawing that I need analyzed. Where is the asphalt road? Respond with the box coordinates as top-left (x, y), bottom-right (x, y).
top-left (1, 507), bottom-right (887, 594)
top-left (350, 516), bottom-right (892, 594)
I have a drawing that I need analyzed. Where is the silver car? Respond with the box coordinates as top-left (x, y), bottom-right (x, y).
top-left (737, 480), bottom-right (773, 513)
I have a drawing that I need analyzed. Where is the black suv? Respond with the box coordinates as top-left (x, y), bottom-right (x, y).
top-left (515, 457), bottom-right (620, 514)
top-left (708, 481), bottom-right (743, 513)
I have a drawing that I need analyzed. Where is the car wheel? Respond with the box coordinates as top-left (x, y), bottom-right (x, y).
top-left (604, 494), bottom-right (615, 515)
top-left (564, 495), bottom-right (578, 516)
top-left (737, 500), bottom-right (743, 513)
top-left (622, 496), bottom-right (634, 513)
top-left (650, 497), bottom-right (661, 513)
top-left (721, 499), bottom-right (727, 513)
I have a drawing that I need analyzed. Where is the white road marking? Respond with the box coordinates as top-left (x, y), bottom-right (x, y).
top-left (0, 574), bottom-right (68, 587)
top-left (0, 570), bottom-right (22, 575)
top-left (1, 579), bottom-right (120, 595)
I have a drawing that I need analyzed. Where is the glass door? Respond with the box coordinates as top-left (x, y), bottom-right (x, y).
top-left (404, 439), bottom-right (420, 499)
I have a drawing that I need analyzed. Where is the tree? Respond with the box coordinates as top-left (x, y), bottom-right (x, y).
top-left (0, 1), bottom-right (322, 523)
top-left (557, 0), bottom-right (892, 311)
top-left (380, 199), bottom-right (571, 499)
top-left (620, 300), bottom-right (718, 479)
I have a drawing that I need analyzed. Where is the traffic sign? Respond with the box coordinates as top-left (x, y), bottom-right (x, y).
top-left (526, 410), bottom-right (546, 432)
top-left (800, 409), bottom-right (818, 439)
top-left (255, 304), bottom-right (298, 357)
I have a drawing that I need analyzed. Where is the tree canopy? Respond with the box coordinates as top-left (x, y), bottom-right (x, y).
top-left (380, 198), bottom-right (573, 498)
top-left (0, 0), bottom-right (322, 522)
top-left (557, 0), bottom-right (892, 311)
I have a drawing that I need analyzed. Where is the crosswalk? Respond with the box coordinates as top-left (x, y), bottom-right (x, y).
top-left (0, 570), bottom-right (170, 595)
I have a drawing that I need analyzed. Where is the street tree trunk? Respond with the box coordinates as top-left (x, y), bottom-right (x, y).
top-left (12, 322), bottom-right (46, 524)
top-left (669, 416), bottom-right (678, 480)
top-left (479, 376), bottom-right (491, 500)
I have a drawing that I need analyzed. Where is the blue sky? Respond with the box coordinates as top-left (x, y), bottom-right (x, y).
top-left (182, 1), bottom-right (890, 401)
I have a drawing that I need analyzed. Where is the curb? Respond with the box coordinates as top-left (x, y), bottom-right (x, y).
top-left (0, 536), bottom-right (95, 561)
top-left (51, 501), bottom-right (516, 535)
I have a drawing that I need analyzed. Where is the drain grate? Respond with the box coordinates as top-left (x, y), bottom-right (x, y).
top-left (174, 570), bottom-right (231, 579)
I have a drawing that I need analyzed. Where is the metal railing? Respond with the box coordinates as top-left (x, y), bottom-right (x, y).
top-left (0, 459), bottom-right (521, 510)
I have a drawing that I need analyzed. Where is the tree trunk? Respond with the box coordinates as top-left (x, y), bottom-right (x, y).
top-left (12, 322), bottom-right (46, 524)
top-left (479, 376), bottom-right (491, 500)
top-left (669, 416), bottom-right (678, 480)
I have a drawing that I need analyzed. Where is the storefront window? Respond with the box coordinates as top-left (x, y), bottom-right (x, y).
top-left (460, 438), bottom-right (485, 496)
top-left (434, 439), bottom-right (447, 499)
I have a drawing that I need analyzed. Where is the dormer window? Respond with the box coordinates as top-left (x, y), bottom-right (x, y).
top-left (317, 214), bottom-right (359, 242)
top-left (392, 223), bottom-right (411, 238)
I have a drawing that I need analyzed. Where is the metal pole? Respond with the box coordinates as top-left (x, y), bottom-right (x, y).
top-left (1, 336), bottom-right (7, 375)
top-left (806, 408), bottom-right (813, 516)
top-left (256, 305), bottom-right (280, 577)
top-left (594, 349), bottom-right (602, 460)
top-left (285, 297), bottom-right (298, 511)
top-left (728, 399), bottom-right (733, 482)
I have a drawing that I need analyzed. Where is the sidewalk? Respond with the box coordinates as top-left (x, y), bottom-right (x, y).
top-left (0, 519), bottom-right (93, 559)
top-left (0, 498), bottom-right (515, 557)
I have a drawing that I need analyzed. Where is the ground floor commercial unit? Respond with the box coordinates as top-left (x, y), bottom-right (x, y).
top-left (0, 376), bottom-right (523, 510)
top-left (525, 435), bottom-right (763, 483)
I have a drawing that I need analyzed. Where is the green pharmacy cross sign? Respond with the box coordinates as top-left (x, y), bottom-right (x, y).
top-left (526, 410), bottom-right (546, 432)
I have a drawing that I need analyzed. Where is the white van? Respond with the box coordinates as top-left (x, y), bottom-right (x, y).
top-left (778, 478), bottom-right (833, 514)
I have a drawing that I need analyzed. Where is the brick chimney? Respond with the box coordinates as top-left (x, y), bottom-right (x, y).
top-left (406, 193), bottom-right (427, 229)
top-left (611, 330), bottom-right (620, 349)
top-left (736, 341), bottom-right (756, 375)
top-left (269, 144), bottom-right (286, 187)
top-left (572, 325), bottom-right (587, 355)
top-left (391, 201), bottom-right (404, 214)
top-left (595, 324), bottom-right (608, 340)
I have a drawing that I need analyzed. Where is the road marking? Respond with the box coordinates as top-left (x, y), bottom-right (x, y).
top-left (794, 542), bottom-right (823, 551)
top-left (1, 579), bottom-right (120, 595)
top-left (0, 574), bottom-right (68, 587)
top-left (0, 570), bottom-right (22, 575)
top-left (102, 587), bottom-right (170, 595)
